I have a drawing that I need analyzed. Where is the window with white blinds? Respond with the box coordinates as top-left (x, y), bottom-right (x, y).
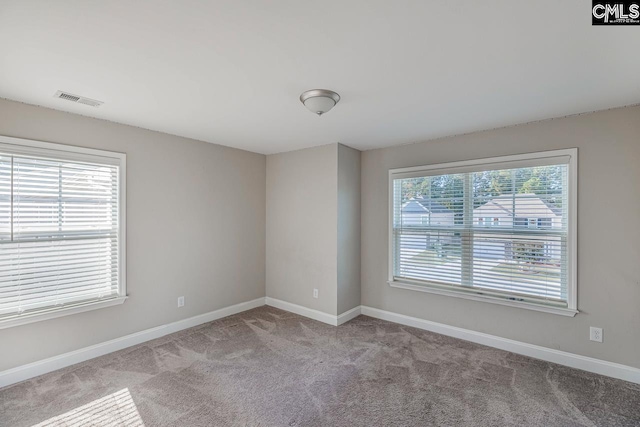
top-left (389, 149), bottom-right (577, 315)
top-left (0, 136), bottom-right (126, 328)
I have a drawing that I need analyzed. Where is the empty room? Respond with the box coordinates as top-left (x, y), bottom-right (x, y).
top-left (1, 1), bottom-right (639, 426)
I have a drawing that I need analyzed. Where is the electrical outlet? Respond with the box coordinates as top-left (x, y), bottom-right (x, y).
top-left (177, 296), bottom-right (185, 307)
top-left (313, 288), bottom-right (319, 299)
top-left (590, 327), bottom-right (603, 343)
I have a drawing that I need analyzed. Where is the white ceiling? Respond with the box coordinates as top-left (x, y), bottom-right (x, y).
top-left (1, 1), bottom-right (639, 155)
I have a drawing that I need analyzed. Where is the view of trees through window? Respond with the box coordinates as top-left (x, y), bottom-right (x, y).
top-left (400, 165), bottom-right (565, 212)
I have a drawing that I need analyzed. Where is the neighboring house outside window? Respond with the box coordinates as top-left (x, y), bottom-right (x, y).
top-left (538, 218), bottom-right (552, 228)
top-left (400, 196), bottom-right (456, 251)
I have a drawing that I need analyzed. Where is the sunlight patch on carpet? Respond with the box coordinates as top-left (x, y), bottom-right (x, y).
top-left (32, 388), bottom-right (144, 427)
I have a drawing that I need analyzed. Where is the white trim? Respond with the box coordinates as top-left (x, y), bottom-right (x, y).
top-left (119, 151), bottom-right (127, 308)
top-left (0, 297), bottom-right (128, 330)
top-left (388, 149), bottom-right (576, 180)
top-left (388, 280), bottom-right (578, 317)
top-left (567, 147), bottom-right (578, 309)
top-left (337, 305), bottom-right (361, 325)
top-left (388, 176), bottom-right (396, 293)
top-left (360, 305), bottom-right (640, 385)
top-left (0, 135), bottom-right (126, 165)
top-left (265, 297), bottom-right (338, 326)
top-left (388, 148), bottom-right (578, 313)
top-left (264, 298), bottom-right (362, 326)
top-left (0, 297), bottom-right (266, 389)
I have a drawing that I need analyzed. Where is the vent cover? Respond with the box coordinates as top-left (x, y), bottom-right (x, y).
top-left (54, 91), bottom-right (103, 107)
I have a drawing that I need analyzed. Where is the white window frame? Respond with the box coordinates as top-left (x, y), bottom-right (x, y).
top-left (388, 149), bottom-right (578, 317)
top-left (0, 135), bottom-right (127, 329)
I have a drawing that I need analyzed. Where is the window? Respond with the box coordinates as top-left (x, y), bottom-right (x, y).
top-left (389, 149), bottom-right (577, 316)
top-left (0, 136), bottom-right (126, 328)
top-left (538, 218), bottom-right (552, 229)
top-left (514, 217), bottom-right (529, 228)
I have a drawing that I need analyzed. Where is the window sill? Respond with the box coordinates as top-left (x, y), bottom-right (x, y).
top-left (0, 296), bottom-right (128, 329)
top-left (388, 280), bottom-right (578, 317)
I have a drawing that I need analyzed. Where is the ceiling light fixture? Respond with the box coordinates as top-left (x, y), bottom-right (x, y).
top-left (300, 89), bottom-right (340, 116)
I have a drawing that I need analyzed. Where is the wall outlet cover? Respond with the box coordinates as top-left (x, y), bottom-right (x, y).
top-left (590, 327), bottom-right (603, 343)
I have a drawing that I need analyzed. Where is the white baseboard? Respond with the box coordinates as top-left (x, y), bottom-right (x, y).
top-left (360, 306), bottom-right (640, 385)
top-left (337, 305), bottom-right (361, 325)
top-left (0, 297), bottom-right (266, 389)
top-left (264, 297), bottom-right (362, 326)
top-left (265, 297), bottom-right (339, 325)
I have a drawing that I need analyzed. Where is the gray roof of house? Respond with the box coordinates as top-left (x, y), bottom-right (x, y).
top-left (402, 196), bottom-right (452, 214)
top-left (474, 193), bottom-right (562, 217)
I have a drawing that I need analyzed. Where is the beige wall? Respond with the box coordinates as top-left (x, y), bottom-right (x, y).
top-left (266, 144), bottom-right (338, 315)
top-left (337, 144), bottom-right (361, 314)
top-left (361, 105), bottom-right (640, 368)
top-left (0, 99), bottom-right (266, 371)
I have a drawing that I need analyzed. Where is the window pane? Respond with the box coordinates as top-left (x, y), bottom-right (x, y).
top-left (0, 237), bottom-right (118, 315)
top-left (395, 230), bottom-right (463, 285)
top-left (394, 173), bottom-right (465, 286)
top-left (398, 174), bottom-right (464, 227)
top-left (472, 165), bottom-right (566, 232)
top-left (472, 234), bottom-right (564, 300)
top-left (13, 157), bottom-right (118, 240)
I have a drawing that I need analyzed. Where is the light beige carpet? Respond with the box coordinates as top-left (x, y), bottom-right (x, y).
top-left (1, 306), bottom-right (639, 426)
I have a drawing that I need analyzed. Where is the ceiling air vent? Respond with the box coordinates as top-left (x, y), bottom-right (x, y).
top-left (54, 91), bottom-right (103, 107)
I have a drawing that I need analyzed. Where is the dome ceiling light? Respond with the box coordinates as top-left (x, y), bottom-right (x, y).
top-left (299, 89), bottom-right (340, 116)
